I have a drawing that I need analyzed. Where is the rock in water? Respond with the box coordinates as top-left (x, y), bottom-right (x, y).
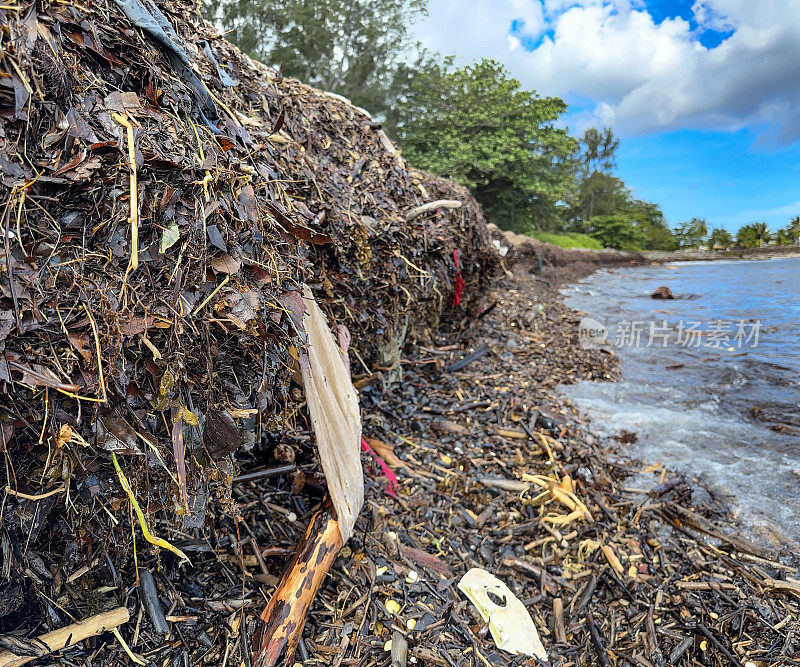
top-left (651, 286), bottom-right (675, 299)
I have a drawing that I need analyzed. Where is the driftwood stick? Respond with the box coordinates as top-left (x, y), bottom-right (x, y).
top-left (553, 597), bottom-right (566, 643)
top-left (406, 200), bottom-right (462, 219)
top-left (252, 504), bottom-right (343, 667)
top-left (0, 607), bottom-right (129, 667)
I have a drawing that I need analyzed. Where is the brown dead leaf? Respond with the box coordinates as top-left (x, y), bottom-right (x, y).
top-left (67, 332), bottom-right (92, 363)
top-left (364, 437), bottom-right (415, 475)
top-left (400, 544), bottom-right (453, 578)
top-left (104, 91), bottom-right (141, 113)
top-left (11, 361), bottom-right (80, 392)
top-left (96, 411), bottom-right (144, 455)
top-left (211, 254), bottom-right (241, 275)
top-left (119, 316), bottom-right (151, 336)
top-left (0, 422), bottom-right (14, 452)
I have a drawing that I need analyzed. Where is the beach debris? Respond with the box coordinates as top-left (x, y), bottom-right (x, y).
top-left (0, 0), bottom-right (496, 659)
top-left (458, 568), bottom-right (547, 659)
top-left (139, 570), bottom-right (169, 636)
top-left (391, 630), bottom-right (408, 667)
top-left (286, 286), bottom-right (364, 542)
top-left (0, 1), bottom-right (797, 666)
top-left (0, 607), bottom-right (129, 667)
top-left (651, 285), bottom-right (676, 299)
top-left (253, 287), bottom-right (364, 666)
top-left (361, 438), bottom-right (400, 496)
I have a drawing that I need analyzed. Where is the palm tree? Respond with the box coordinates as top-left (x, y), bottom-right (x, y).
top-left (787, 216), bottom-right (800, 246)
top-left (736, 222), bottom-right (772, 248)
top-left (753, 222), bottom-right (772, 246)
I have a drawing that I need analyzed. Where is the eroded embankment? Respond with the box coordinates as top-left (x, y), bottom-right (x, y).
top-left (488, 224), bottom-right (649, 285)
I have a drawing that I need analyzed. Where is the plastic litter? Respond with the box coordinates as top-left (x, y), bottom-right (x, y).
top-left (458, 568), bottom-right (547, 659)
top-left (114, 0), bottom-right (220, 128)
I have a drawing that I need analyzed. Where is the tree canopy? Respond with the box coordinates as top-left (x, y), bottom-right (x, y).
top-left (394, 58), bottom-right (577, 231)
top-left (736, 222), bottom-right (771, 248)
top-left (204, 0), bottom-right (428, 116)
top-left (211, 2), bottom-right (784, 253)
top-left (674, 218), bottom-right (708, 248)
top-left (709, 227), bottom-right (733, 248)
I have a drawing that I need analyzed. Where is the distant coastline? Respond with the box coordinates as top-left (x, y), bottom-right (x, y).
top-left (643, 245), bottom-right (800, 262)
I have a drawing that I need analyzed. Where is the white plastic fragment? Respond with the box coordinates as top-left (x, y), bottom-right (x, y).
top-left (458, 568), bottom-right (547, 659)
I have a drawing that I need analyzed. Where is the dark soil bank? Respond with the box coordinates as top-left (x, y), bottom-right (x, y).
top-left (488, 224), bottom-right (649, 284)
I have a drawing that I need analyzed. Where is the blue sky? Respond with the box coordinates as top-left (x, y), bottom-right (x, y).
top-left (412, 0), bottom-right (800, 231)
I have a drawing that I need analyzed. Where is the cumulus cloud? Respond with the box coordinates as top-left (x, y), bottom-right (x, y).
top-left (413, 0), bottom-right (544, 64)
top-left (414, 0), bottom-right (800, 140)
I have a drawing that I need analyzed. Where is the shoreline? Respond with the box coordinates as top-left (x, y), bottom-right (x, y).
top-left (7, 226), bottom-right (794, 665)
top-left (336, 251), bottom-right (799, 665)
top-left (558, 257), bottom-right (800, 552)
top-left (644, 246), bottom-right (800, 262)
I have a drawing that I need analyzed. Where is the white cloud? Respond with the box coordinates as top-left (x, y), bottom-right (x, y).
top-left (414, 0), bottom-right (544, 65)
top-left (414, 0), bottom-right (800, 140)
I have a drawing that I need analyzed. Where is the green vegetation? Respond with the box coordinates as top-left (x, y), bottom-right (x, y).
top-left (674, 218), bottom-right (708, 248)
top-left (395, 60), bottom-right (676, 250)
top-left (210, 2), bottom-right (800, 253)
top-left (736, 222), bottom-right (771, 248)
top-left (527, 232), bottom-right (604, 250)
top-left (675, 219), bottom-right (800, 251)
top-left (395, 58), bottom-right (576, 232)
top-left (709, 227), bottom-right (733, 248)
top-left (203, 0), bottom-right (429, 116)
top-left (783, 217), bottom-right (800, 245)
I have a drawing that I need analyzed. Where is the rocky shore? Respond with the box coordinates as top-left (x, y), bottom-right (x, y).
top-left (304, 243), bottom-right (800, 666)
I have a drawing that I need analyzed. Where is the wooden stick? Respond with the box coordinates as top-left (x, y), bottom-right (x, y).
top-left (0, 607), bottom-right (129, 667)
top-left (553, 597), bottom-right (566, 643)
top-left (111, 113), bottom-right (138, 272)
top-left (252, 504), bottom-right (343, 667)
top-left (406, 200), bottom-right (462, 220)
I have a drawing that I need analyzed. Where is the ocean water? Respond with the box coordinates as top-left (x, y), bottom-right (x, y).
top-left (560, 256), bottom-right (800, 546)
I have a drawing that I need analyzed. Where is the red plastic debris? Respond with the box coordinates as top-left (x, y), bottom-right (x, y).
top-left (360, 437), bottom-right (399, 496)
top-left (453, 248), bottom-right (465, 306)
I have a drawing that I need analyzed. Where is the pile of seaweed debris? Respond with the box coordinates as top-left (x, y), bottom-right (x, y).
top-left (338, 270), bottom-right (799, 667)
top-left (0, 0), bottom-right (495, 658)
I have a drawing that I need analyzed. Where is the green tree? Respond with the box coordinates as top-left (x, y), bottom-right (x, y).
top-left (674, 218), bottom-right (708, 248)
top-left (585, 213), bottom-right (644, 251)
top-left (204, 0), bottom-right (428, 116)
top-left (736, 222), bottom-right (772, 248)
top-left (567, 172), bottom-right (630, 225)
top-left (709, 227), bottom-right (733, 248)
top-left (573, 128), bottom-right (621, 221)
top-left (395, 58), bottom-right (577, 231)
top-left (581, 200), bottom-right (676, 251)
top-left (626, 199), bottom-right (678, 251)
top-left (784, 216), bottom-right (800, 245)
top-left (579, 127), bottom-right (620, 175)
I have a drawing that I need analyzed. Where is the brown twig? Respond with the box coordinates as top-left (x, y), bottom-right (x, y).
top-left (0, 607), bottom-right (129, 667)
